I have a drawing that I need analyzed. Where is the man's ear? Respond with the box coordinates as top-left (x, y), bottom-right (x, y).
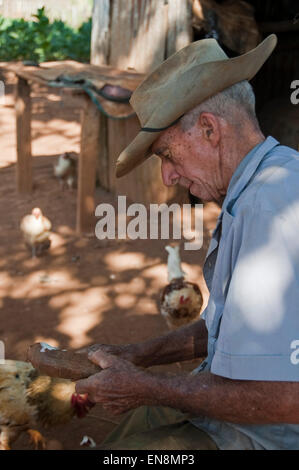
top-left (198, 112), bottom-right (220, 147)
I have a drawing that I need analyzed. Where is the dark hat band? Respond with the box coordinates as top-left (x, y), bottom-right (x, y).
top-left (141, 115), bottom-right (184, 132)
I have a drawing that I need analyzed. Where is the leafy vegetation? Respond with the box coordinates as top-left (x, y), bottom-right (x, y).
top-left (0, 7), bottom-right (91, 63)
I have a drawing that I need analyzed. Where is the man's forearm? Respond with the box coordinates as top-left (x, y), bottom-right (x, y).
top-left (145, 371), bottom-right (299, 424)
top-left (133, 318), bottom-right (208, 368)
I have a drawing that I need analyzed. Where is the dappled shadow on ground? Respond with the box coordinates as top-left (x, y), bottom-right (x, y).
top-left (0, 64), bottom-right (220, 449)
top-left (0, 156), bottom-right (216, 355)
top-left (0, 155), bottom-right (219, 449)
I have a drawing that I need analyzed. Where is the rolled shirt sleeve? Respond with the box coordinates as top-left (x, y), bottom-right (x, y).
top-left (211, 200), bottom-right (299, 381)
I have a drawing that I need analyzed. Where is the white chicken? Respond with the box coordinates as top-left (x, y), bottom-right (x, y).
top-left (160, 245), bottom-right (203, 329)
top-left (20, 208), bottom-right (51, 258)
top-left (54, 153), bottom-right (77, 190)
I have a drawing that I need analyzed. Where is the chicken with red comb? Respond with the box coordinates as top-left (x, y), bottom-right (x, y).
top-left (0, 360), bottom-right (95, 450)
top-left (160, 245), bottom-right (203, 329)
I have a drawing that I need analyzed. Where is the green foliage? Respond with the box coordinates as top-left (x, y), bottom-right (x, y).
top-left (0, 7), bottom-right (91, 63)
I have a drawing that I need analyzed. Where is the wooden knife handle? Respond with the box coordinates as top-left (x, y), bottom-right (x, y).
top-left (27, 343), bottom-right (101, 380)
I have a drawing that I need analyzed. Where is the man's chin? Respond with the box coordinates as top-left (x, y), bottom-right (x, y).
top-left (189, 185), bottom-right (208, 201)
top-left (189, 185), bottom-right (220, 204)
top-left (178, 178), bottom-right (192, 190)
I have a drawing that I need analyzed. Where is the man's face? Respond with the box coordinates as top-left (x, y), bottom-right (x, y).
top-left (151, 120), bottom-right (225, 202)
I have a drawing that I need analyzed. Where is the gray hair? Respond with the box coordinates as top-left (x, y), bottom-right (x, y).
top-left (180, 80), bottom-right (260, 131)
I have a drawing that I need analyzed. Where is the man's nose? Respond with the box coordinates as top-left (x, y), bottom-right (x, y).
top-left (161, 160), bottom-right (180, 186)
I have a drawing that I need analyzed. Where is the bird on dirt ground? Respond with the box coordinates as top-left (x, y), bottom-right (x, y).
top-left (160, 245), bottom-right (203, 329)
top-left (54, 153), bottom-right (77, 190)
top-left (0, 360), bottom-right (95, 450)
top-left (20, 208), bottom-right (52, 258)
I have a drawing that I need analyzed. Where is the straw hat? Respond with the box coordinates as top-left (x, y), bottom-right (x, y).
top-left (115, 34), bottom-right (277, 178)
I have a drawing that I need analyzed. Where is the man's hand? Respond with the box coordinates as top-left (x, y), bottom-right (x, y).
top-left (75, 350), bottom-right (154, 415)
top-left (76, 319), bottom-right (208, 370)
top-left (76, 343), bottom-right (143, 366)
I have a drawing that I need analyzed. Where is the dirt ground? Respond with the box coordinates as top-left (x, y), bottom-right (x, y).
top-left (0, 67), bottom-right (220, 450)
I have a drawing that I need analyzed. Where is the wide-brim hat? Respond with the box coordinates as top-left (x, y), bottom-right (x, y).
top-left (116, 34), bottom-right (277, 178)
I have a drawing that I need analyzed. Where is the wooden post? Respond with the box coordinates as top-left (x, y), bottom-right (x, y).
top-left (167, 0), bottom-right (193, 56)
top-left (90, 0), bottom-right (110, 191)
top-left (15, 76), bottom-right (32, 193)
top-left (77, 97), bottom-right (101, 234)
top-left (90, 0), bottom-right (110, 66)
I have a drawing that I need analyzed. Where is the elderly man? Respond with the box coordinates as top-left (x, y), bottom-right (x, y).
top-left (76, 34), bottom-right (299, 450)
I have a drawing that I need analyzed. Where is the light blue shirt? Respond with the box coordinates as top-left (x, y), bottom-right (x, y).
top-left (191, 136), bottom-right (299, 450)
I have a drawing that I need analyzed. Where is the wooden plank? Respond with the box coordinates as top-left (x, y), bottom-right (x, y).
top-left (15, 77), bottom-right (32, 193)
top-left (107, 115), bottom-right (142, 202)
top-left (4, 61), bottom-right (144, 93)
top-left (167, 0), bottom-right (193, 57)
top-left (90, 0), bottom-right (111, 191)
top-left (91, 0), bottom-right (111, 66)
top-left (109, 0), bottom-right (168, 73)
top-left (97, 113), bottom-right (109, 191)
top-left (77, 97), bottom-right (101, 234)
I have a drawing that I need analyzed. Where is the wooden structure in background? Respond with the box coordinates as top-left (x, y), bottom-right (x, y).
top-left (77, 94), bottom-right (101, 234)
top-left (91, 0), bottom-right (193, 205)
top-left (12, 68), bottom-right (100, 234)
top-left (15, 77), bottom-right (32, 193)
top-left (6, 60), bottom-right (144, 234)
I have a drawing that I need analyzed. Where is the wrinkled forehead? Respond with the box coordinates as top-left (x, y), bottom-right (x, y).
top-left (150, 124), bottom-right (180, 155)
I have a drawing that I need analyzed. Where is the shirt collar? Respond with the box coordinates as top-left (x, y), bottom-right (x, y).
top-left (222, 136), bottom-right (280, 213)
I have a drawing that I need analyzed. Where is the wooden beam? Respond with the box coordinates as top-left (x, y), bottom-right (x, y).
top-left (109, 0), bottom-right (168, 73)
top-left (90, 0), bottom-right (110, 66)
top-left (15, 77), bottom-right (32, 193)
top-left (90, 0), bottom-right (110, 190)
top-left (77, 97), bottom-right (101, 234)
top-left (167, 0), bottom-right (193, 57)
